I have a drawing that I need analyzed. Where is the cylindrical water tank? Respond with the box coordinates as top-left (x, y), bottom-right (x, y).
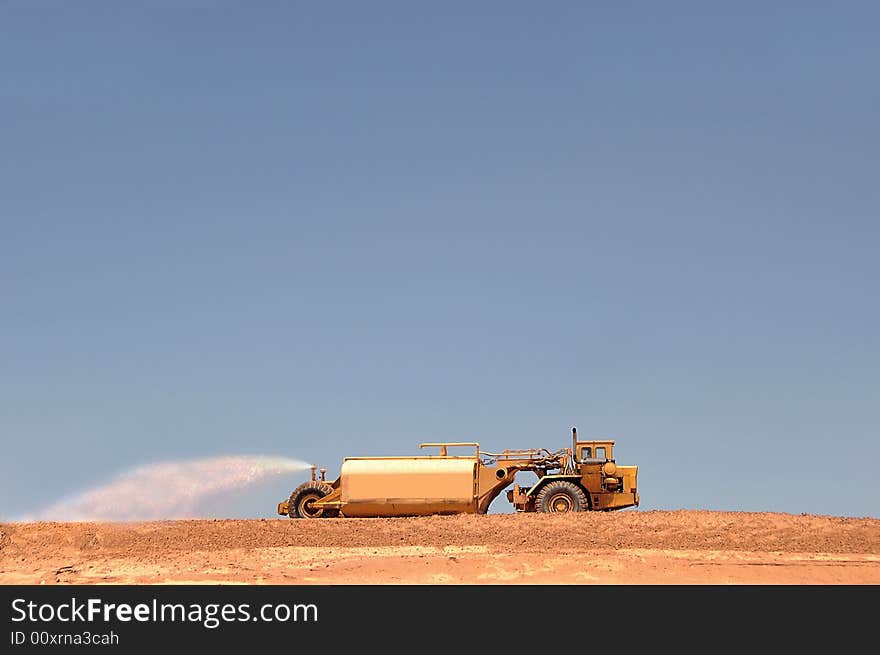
top-left (340, 457), bottom-right (477, 517)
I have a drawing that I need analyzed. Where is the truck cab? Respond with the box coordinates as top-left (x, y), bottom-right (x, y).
top-left (574, 439), bottom-right (615, 464)
top-left (573, 437), bottom-right (639, 510)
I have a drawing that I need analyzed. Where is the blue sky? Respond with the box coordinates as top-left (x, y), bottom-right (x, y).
top-left (1, 2), bottom-right (877, 519)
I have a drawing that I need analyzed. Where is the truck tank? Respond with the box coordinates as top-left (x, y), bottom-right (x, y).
top-left (339, 456), bottom-right (477, 517)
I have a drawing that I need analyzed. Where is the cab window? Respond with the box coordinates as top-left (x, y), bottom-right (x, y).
top-left (596, 447), bottom-right (606, 460)
top-left (579, 447), bottom-right (591, 461)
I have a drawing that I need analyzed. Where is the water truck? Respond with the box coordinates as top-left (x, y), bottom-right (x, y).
top-left (278, 427), bottom-right (639, 518)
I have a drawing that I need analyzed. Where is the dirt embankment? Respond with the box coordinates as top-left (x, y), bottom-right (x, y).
top-left (1, 510), bottom-right (878, 584)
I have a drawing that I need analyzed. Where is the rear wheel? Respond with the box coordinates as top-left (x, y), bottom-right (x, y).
top-left (535, 481), bottom-right (588, 513)
top-left (289, 481), bottom-right (334, 519)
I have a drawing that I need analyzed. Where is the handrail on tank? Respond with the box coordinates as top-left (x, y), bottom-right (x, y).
top-left (419, 442), bottom-right (480, 457)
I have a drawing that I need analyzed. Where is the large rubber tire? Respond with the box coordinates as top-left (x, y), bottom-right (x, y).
top-left (289, 481), bottom-right (334, 519)
top-left (535, 481), bottom-right (589, 513)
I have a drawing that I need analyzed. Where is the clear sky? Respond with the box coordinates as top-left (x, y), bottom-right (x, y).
top-left (2, 2), bottom-right (877, 520)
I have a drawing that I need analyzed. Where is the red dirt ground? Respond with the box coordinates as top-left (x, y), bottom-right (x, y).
top-left (1, 510), bottom-right (878, 584)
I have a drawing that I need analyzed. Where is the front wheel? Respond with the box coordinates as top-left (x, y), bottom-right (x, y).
top-left (535, 481), bottom-right (588, 513)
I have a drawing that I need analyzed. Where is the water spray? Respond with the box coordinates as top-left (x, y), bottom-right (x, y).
top-left (25, 455), bottom-right (311, 522)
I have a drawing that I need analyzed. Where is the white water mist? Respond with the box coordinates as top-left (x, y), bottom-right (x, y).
top-left (27, 455), bottom-right (311, 522)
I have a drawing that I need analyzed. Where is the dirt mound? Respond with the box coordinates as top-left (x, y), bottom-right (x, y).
top-left (1, 510), bottom-right (878, 584)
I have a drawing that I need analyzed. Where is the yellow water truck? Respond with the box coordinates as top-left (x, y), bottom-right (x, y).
top-left (278, 427), bottom-right (639, 518)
